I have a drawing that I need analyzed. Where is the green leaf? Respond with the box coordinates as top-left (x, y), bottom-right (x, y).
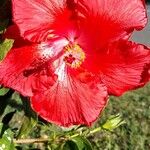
top-left (0, 90), bottom-right (14, 117)
top-left (11, 92), bottom-right (23, 110)
top-left (72, 136), bottom-right (92, 150)
top-left (17, 97), bottom-right (37, 138)
top-left (0, 87), bottom-right (9, 96)
top-left (0, 39), bottom-right (14, 61)
top-left (17, 116), bottom-right (37, 138)
top-left (63, 136), bottom-right (92, 150)
top-left (2, 111), bottom-right (16, 125)
top-left (80, 138), bottom-right (93, 150)
top-left (0, 123), bottom-right (15, 150)
top-left (63, 140), bottom-right (78, 150)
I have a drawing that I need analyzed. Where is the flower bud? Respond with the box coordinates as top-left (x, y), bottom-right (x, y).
top-left (102, 114), bottom-right (125, 131)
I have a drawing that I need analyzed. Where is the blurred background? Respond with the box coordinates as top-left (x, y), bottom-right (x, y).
top-left (132, 1), bottom-right (150, 45)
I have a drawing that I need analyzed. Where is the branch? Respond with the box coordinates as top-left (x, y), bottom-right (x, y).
top-left (14, 138), bottom-right (50, 144)
top-left (13, 126), bottom-right (102, 144)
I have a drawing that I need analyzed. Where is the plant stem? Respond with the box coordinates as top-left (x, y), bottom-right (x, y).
top-left (70, 133), bottom-right (80, 138)
top-left (13, 126), bottom-right (102, 144)
top-left (14, 138), bottom-right (50, 144)
top-left (89, 126), bottom-right (102, 135)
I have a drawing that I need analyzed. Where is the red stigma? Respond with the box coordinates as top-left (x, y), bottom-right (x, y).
top-left (64, 54), bottom-right (76, 64)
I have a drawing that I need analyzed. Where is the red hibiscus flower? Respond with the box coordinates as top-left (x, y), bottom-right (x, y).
top-left (0, 0), bottom-right (150, 126)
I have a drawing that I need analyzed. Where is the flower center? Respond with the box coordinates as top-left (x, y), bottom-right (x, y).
top-left (63, 43), bottom-right (85, 68)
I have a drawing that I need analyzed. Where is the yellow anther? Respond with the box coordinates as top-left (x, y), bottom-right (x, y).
top-left (63, 43), bottom-right (85, 68)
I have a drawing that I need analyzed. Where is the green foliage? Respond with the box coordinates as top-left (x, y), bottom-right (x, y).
top-left (0, 87), bottom-right (9, 96)
top-left (0, 39), bottom-right (14, 61)
top-left (69, 136), bottom-right (92, 150)
top-left (17, 97), bottom-right (38, 138)
top-left (0, 90), bottom-right (14, 118)
top-left (0, 123), bottom-right (15, 150)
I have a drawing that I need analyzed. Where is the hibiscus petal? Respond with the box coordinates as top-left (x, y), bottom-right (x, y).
top-left (12, 0), bottom-right (76, 42)
top-left (4, 25), bottom-right (31, 47)
top-left (98, 40), bottom-right (150, 96)
top-left (31, 65), bottom-right (108, 126)
top-left (12, 0), bottom-right (64, 42)
top-left (0, 38), bottom-right (68, 96)
top-left (77, 0), bottom-right (147, 48)
top-left (0, 44), bottom-right (40, 96)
